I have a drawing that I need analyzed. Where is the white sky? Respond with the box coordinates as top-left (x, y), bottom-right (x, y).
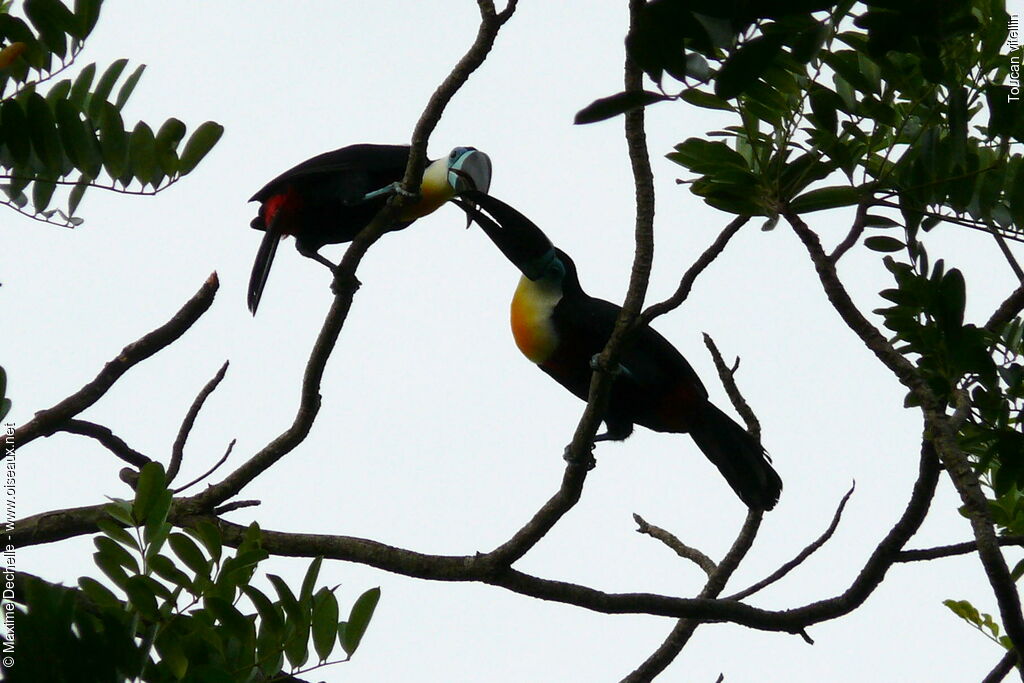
top-left (5, 1), bottom-right (1024, 680)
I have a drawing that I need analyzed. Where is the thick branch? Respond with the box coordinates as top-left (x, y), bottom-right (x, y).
top-left (12, 274), bottom-right (219, 452)
top-left (786, 213), bottom-right (926, 398)
top-left (986, 282), bottom-right (1024, 334)
top-left (59, 420), bottom-right (151, 468)
top-left (983, 651), bottom-right (1021, 683)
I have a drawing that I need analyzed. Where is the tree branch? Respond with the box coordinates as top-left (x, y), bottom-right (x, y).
top-left (622, 510), bottom-right (764, 681)
top-left (58, 419), bottom-right (151, 468)
top-left (986, 282), bottom-right (1024, 334)
top-left (640, 215), bottom-right (749, 326)
top-left (896, 536), bottom-right (1024, 562)
top-left (168, 360), bottom-right (229, 483)
top-left (983, 650), bottom-right (1020, 683)
top-left (12, 273), bottom-right (219, 452)
top-left (727, 483), bottom-right (855, 601)
top-left (703, 333), bottom-right (760, 441)
top-left (633, 513), bottom-right (717, 577)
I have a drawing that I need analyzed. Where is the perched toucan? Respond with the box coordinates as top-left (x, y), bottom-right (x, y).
top-left (247, 143), bottom-right (492, 313)
top-left (455, 191), bottom-right (782, 511)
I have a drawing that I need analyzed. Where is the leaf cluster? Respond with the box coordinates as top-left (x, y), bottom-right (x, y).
top-left (8, 462), bottom-right (380, 682)
top-left (0, 0), bottom-right (222, 226)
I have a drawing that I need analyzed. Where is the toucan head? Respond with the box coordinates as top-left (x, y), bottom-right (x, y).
top-left (454, 190), bottom-right (570, 282)
top-left (446, 147), bottom-right (492, 196)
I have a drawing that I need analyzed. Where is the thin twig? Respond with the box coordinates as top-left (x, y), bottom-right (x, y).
top-left (212, 499), bottom-right (261, 515)
top-left (896, 536), bottom-right (1024, 562)
top-left (633, 513), bottom-right (716, 577)
top-left (59, 419), bottom-right (151, 468)
top-left (12, 274), bottom-right (219, 452)
top-left (640, 216), bottom-right (749, 326)
top-left (622, 510), bottom-right (764, 682)
top-left (828, 198), bottom-right (871, 262)
top-left (703, 333), bottom-right (760, 441)
top-left (173, 439), bottom-right (236, 494)
top-left (168, 361), bottom-right (229, 483)
top-left (727, 483), bottom-right (855, 601)
top-left (989, 228), bottom-right (1024, 282)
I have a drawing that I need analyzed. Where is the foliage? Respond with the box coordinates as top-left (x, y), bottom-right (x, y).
top-left (578, 0), bottom-right (1024, 662)
top-left (4, 462), bottom-right (380, 682)
top-left (0, 0), bottom-right (223, 227)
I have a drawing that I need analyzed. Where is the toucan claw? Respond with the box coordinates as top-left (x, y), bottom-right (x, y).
top-left (563, 443), bottom-right (597, 470)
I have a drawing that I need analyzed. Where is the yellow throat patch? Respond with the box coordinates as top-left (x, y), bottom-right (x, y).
top-left (397, 157), bottom-right (452, 221)
top-left (510, 274), bottom-right (562, 364)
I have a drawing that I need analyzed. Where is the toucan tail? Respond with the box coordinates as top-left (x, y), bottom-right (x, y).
top-left (689, 402), bottom-right (782, 511)
top-left (248, 226), bottom-right (281, 315)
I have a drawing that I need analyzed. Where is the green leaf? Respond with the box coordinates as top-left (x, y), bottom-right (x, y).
top-left (186, 518), bottom-right (223, 565)
top-left (155, 117), bottom-right (186, 175)
top-left (715, 35), bottom-right (783, 100)
top-left (93, 550), bottom-right (130, 589)
top-left (94, 535), bottom-right (139, 573)
top-left (97, 518), bottom-right (138, 550)
top-left (128, 121), bottom-right (157, 185)
top-left (132, 461), bottom-right (166, 524)
top-left (24, 0), bottom-right (70, 59)
top-left (204, 595), bottom-right (255, 644)
top-left (267, 574), bottom-right (304, 627)
top-left (103, 499), bottom-right (134, 526)
top-left (863, 214), bottom-right (901, 228)
top-left (300, 556), bottom-right (323, 606)
top-left (864, 236), bottom-right (905, 252)
top-left (574, 91), bottom-right (667, 125)
top-left (97, 101), bottom-right (128, 179)
top-left (125, 575), bottom-right (160, 620)
top-left (178, 120), bottom-right (223, 174)
top-left (143, 489), bottom-right (173, 547)
top-left (31, 176), bottom-right (55, 212)
top-left (78, 576), bottom-right (120, 609)
top-left (341, 587), bottom-right (380, 656)
top-left (789, 185), bottom-right (861, 213)
top-left (88, 58), bottom-right (128, 118)
top-left (150, 553), bottom-right (194, 592)
top-left (26, 93), bottom-right (62, 172)
top-left (67, 175), bottom-right (88, 215)
top-left (68, 61), bottom-right (95, 108)
top-left (312, 587), bottom-right (339, 662)
top-left (1009, 163), bottom-right (1024, 231)
top-left (54, 98), bottom-right (101, 178)
top-left (2, 99), bottom-right (30, 165)
top-left (679, 88), bottom-right (734, 111)
top-left (168, 532), bottom-right (210, 577)
top-left (114, 63), bottom-right (145, 110)
top-left (241, 585), bottom-right (283, 633)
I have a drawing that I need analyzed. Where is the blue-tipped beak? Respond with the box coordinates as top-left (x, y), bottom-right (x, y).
top-left (455, 190), bottom-right (557, 281)
top-left (447, 147), bottom-right (492, 195)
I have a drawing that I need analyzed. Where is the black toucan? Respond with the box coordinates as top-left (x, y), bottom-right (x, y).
top-left (455, 191), bottom-right (782, 511)
top-left (247, 143), bottom-right (492, 313)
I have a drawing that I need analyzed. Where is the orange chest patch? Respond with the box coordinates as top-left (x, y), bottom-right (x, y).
top-left (510, 276), bottom-right (561, 364)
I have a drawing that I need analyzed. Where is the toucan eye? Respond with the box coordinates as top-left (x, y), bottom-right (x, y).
top-left (449, 150), bottom-right (460, 161)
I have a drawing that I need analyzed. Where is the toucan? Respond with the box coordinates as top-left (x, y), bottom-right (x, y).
top-left (247, 143), bottom-right (492, 313)
top-left (454, 191), bottom-right (782, 511)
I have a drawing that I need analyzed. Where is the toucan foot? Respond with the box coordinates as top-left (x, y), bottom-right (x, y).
top-left (563, 443), bottom-right (596, 470)
top-left (352, 181), bottom-right (415, 205)
top-left (590, 354), bottom-right (622, 376)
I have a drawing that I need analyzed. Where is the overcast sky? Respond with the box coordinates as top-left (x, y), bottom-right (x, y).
top-left (6, 1), bottom-right (1024, 680)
